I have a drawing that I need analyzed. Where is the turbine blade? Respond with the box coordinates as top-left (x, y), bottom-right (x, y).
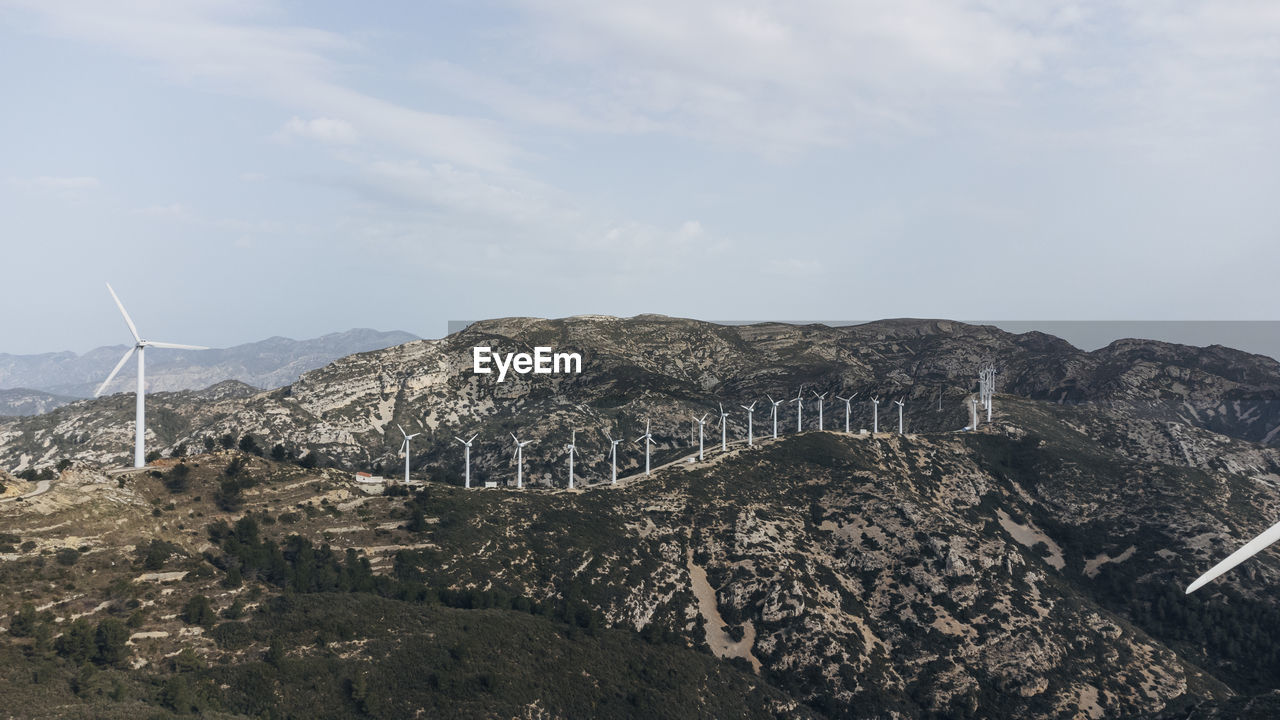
top-left (467, 434), bottom-right (478, 443)
top-left (397, 424), bottom-right (406, 437)
top-left (147, 342), bottom-right (209, 350)
top-left (455, 436), bottom-right (465, 444)
top-left (1187, 518), bottom-right (1280, 594)
top-left (95, 347), bottom-right (136, 397)
top-left (105, 283), bottom-right (141, 343)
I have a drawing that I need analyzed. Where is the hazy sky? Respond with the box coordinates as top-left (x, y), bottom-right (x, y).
top-left (2, 1), bottom-right (1278, 354)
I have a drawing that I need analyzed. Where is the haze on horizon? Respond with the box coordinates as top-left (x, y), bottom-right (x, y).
top-left (2, 1), bottom-right (1278, 355)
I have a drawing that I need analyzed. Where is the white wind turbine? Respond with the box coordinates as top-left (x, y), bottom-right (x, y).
top-left (95, 283), bottom-right (208, 468)
top-left (741, 401), bottom-right (757, 447)
top-left (564, 430), bottom-right (578, 490)
top-left (792, 386), bottom-right (805, 433)
top-left (768, 395), bottom-right (784, 439)
top-left (970, 397), bottom-right (980, 430)
top-left (1187, 519), bottom-right (1280, 594)
top-left (718, 403), bottom-right (730, 453)
top-left (895, 399), bottom-right (905, 435)
top-left (455, 433), bottom-right (478, 488)
top-left (397, 424), bottom-right (420, 483)
top-left (605, 430), bottom-right (622, 485)
top-left (511, 432), bottom-right (531, 489)
top-left (636, 419), bottom-right (654, 476)
top-left (691, 412), bottom-right (711, 456)
top-left (835, 393), bottom-right (856, 433)
top-left (812, 390), bottom-right (828, 431)
top-left (871, 397), bottom-right (880, 434)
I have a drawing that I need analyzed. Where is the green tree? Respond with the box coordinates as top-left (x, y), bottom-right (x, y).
top-left (181, 595), bottom-right (217, 627)
top-left (238, 434), bottom-right (262, 456)
top-left (93, 618), bottom-right (130, 666)
top-left (55, 618), bottom-right (96, 664)
top-left (164, 463), bottom-right (192, 493)
top-left (9, 602), bottom-right (38, 637)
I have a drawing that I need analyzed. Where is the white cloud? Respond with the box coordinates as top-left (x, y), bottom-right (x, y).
top-left (5, 0), bottom-right (515, 170)
top-left (482, 0), bottom-right (1079, 152)
top-left (279, 116), bottom-right (358, 144)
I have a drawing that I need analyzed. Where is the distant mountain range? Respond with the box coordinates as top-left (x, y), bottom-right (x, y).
top-left (0, 328), bottom-right (419, 414)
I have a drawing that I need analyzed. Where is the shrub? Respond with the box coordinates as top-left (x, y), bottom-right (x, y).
top-left (9, 602), bottom-right (38, 637)
top-left (182, 595), bottom-right (217, 627)
top-left (55, 548), bottom-right (81, 566)
top-left (94, 618), bottom-right (130, 666)
top-left (165, 463), bottom-right (192, 493)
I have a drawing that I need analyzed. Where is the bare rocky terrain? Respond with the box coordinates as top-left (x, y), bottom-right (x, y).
top-left (4, 316), bottom-right (1280, 718)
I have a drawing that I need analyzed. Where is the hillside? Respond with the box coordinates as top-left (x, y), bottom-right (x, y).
top-left (3, 316), bottom-right (1279, 476)
top-left (6, 316), bottom-right (1280, 716)
top-left (5, 392), bottom-right (1280, 716)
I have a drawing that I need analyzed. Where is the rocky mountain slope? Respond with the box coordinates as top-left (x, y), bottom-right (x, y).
top-left (6, 316), bottom-right (1280, 717)
top-left (3, 316), bottom-right (1279, 477)
top-left (0, 388), bottom-right (77, 417)
top-left (0, 328), bottom-right (419, 402)
top-left (4, 393), bottom-right (1280, 717)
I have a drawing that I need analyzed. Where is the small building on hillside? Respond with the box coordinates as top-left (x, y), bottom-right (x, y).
top-left (353, 472), bottom-right (385, 484)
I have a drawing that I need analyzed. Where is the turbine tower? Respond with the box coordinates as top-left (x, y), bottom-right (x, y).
top-left (637, 419), bottom-right (654, 476)
top-left (718, 403), bottom-right (730, 453)
top-left (970, 397), bottom-right (980, 430)
top-left (768, 395), bottom-right (784, 439)
top-left (695, 413), bottom-right (709, 461)
top-left (95, 283), bottom-right (208, 468)
top-left (895, 399), bottom-right (905, 435)
top-left (871, 397), bottom-right (880, 434)
top-left (835, 393), bottom-right (855, 433)
top-left (741, 401), bottom-right (757, 447)
top-left (397, 424), bottom-right (420, 483)
top-left (511, 433), bottom-right (531, 489)
top-left (792, 386), bottom-right (805, 433)
top-left (564, 430), bottom-right (577, 489)
top-left (455, 433), bottom-right (477, 489)
top-left (605, 431), bottom-right (622, 484)
top-left (812, 391), bottom-right (828, 431)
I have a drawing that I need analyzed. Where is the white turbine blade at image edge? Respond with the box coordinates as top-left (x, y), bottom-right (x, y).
top-left (147, 342), bottom-right (209, 350)
top-left (105, 282), bottom-right (141, 342)
top-left (95, 346), bottom-right (136, 397)
top-left (1186, 518), bottom-right (1280, 594)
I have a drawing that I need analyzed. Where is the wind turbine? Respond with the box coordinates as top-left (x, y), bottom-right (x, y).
top-left (812, 391), bottom-right (828, 431)
top-left (695, 413), bottom-right (709, 461)
top-left (718, 403), bottom-right (730, 453)
top-left (1187, 519), bottom-right (1280, 594)
top-left (835, 393), bottom-right (856, 433)
top-left (511, 432), bottom-right (531, 489)
top-left (741, 401), bottom-right (757, 447)
top-left (397, 424), bottom-right (420, 483)
top-left (455, 433), bottom-right (477, 488)
top-left (636, 419), bottom-right (654, 476)
top-left (605, 430), bottom-right (622, 484)
top-left (895, 399), bottom-right (905, 435)
top-left (564, 430), bottom-right (577, 489)
top-left (95, 283), bottom-right (208, 468)
top-left (792, 386), bottom-right (805, 433)
top-left (768, 395), bottom-right (784, 439)
top-left (871, 397), bottom-right (880, 434)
